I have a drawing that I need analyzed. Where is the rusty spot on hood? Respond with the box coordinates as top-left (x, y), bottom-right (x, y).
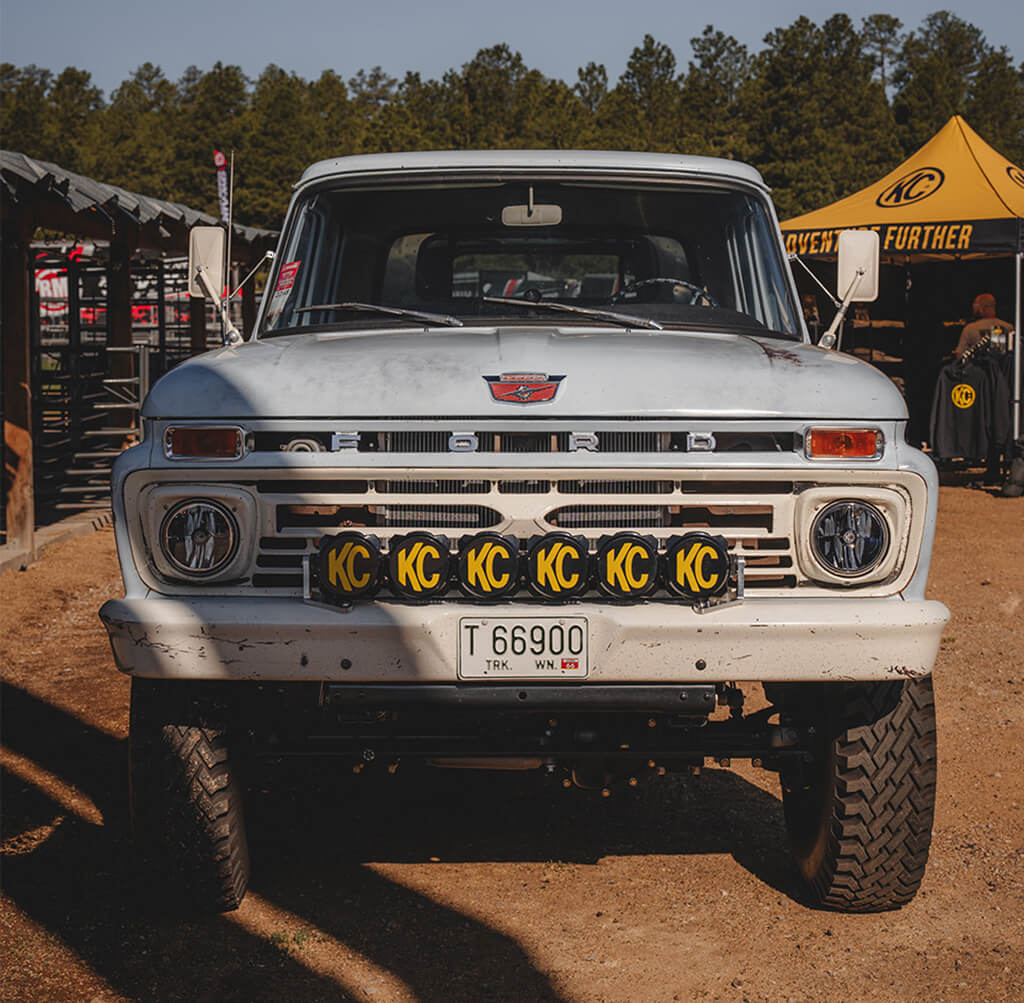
top-left (748, 338), bottom-right (804, 366)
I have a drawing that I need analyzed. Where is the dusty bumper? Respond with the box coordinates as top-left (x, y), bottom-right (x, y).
top-left (99, 596), bottom-right (949, 683)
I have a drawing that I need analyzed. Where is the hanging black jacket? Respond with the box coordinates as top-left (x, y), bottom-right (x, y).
top-left (930, 361), bottom-right (991, 460)
top-left (982, 355), bottom-right (1013, 457)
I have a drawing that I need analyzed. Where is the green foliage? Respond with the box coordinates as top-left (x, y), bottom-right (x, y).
top-left (2, 12), bottom-right (1021, 228)
top-left (680, 26), bottom-right (751, 159)
top-left (171, 62), bottom-right (249, 213)
top-left (87, 63), bottom-right (177, 193)
top-left (893, 12), bottom-right (1024, 163)
top-left (236, 65), bottom-right (319, 228)
top-left (741, 14), bottom-right (900, 217)
top-left (861, 14), bottom-right (905, 92)
top-left (1, 64), bottom-right (54, 158)
top-left (599, 35), bottom-right (681, 151)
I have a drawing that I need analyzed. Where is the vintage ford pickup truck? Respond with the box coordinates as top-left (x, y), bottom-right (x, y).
top-left (100, 151), bottom-right (948, 912)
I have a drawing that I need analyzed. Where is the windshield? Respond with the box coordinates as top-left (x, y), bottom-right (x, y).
top-left (260, 179), bottom-right (802, 339)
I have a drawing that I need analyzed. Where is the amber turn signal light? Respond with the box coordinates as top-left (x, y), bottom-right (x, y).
top-left (165, 426), bottom-right (244, 460)
top-left (805, 428), bottom-right (881, 459)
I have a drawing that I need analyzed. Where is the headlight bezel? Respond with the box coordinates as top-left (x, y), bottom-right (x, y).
top-left (139, 483), bottom-right (256, 585)
top-left (795, 486), bottom-right (910, 588)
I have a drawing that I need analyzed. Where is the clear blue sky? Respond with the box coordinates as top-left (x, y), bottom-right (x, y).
top-left (1, 0), bottom-right (1021, 96)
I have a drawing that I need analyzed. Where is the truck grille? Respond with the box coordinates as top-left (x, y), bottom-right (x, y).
top-left (252, 473), bottom-right (798, 594)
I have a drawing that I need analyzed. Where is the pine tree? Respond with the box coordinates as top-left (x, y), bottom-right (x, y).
top-left (0, 64), bottom-right (54, 159)
top-left (741, 15), bottom-right (899, 218)
top-left (306, 70), bottom-right (361, 161)
top-left (679, 26), bottom-right (751, 159)
top-left (598, 35), bottom-right (681, 152)
top-left (87, 63), bottom-right (176, 193)
top-left (574, 62), bottom-right (608, 117)
top-left (861, 14), bottom-right (904, 95)
top-left (171, 62), bottom-right (249, 213)
top-left (892, 12), bottom-right (1024, 163)
top-left (236, 66), bottom-right (318, 228)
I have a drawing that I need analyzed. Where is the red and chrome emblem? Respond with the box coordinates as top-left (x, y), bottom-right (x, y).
top-left (483, 372), bottom-right (565, 404)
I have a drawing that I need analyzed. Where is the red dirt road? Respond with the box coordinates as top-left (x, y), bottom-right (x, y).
top-left (2, 486), bottom-right (1022, 1002)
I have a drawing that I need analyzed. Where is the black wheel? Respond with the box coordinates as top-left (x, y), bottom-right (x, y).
top-left (129, 678), bottom-right (250, 911)
top-left (780, 678), bottom-right (937, 912)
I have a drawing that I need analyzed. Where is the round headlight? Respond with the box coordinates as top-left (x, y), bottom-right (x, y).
top-left (810, 500), bottom-right (889, 578)
top-left (160, 499), bottom-right (238, 577)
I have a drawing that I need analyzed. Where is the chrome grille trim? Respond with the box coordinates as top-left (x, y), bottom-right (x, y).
top-left (248, 423), bottom-right (795, 456)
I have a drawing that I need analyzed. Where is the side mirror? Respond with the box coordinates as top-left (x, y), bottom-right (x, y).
top-left (836, 229), bottom-right (879, 303)
top-left (188, 225), bottom-right (225, 300)
top-left (818, 230), bottom-right (880, 349)
top-left (188, 225), bottom-right (242, 346)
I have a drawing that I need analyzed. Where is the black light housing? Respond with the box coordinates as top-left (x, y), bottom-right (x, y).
top-left (663, 533), bottom-right (730, 600)
top-left (319, 532), bottom-right (382, 600)
top-left (525, 533), bottom-right (590, 599)
top-left (457, 533), bottom-right (520, 599)
top-left (810, 500), bottom-right (889, 578)
top-left (594, 533), bottom-right (659, 598)
top-left (160, 499), bottom-right (238, 577)
top-left (387, 532), bottom-right (451, 598)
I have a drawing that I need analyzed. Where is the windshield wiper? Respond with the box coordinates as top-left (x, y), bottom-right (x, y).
top-left (295, 302), bottom-right (463, 327)
top-left (482, 296), bottom-right (663, 331)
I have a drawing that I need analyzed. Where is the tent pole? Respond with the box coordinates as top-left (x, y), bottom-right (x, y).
top-left (1015, 251), bottom-right (1022, 441)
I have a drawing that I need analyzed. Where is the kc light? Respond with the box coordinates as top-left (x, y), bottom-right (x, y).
top-left (160, 499), bottom-right (238, 577)
top-left (595, 533), bottom-right (659, 598)
top-left (457, 533), bottom-right (520, 600)
top-left (810, 500), bottom-right (889, 578)
top-left (165, 426), bottom-right (244, 459)
top-left (319, 532), bottom-right (381, 599)
top-left (663, 533), bottom-right (730, 600)
top-left (526, 533), bottom-right (590, 599)
top-left (387, 533), bottom-right (451, 598)
top-left (806, 428), bottom-right (882, 459)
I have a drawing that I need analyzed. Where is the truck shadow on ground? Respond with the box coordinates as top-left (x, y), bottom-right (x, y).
top-left (0, 683), bottom-right (559, 1001)
top-left (2, 682), bottom-right (810, 1002)
top-left (251, 759), bottom-right (806, 902)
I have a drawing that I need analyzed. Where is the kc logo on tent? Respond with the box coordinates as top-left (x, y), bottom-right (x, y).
top-left (876, 167), bottom-right (945, 208)
top-left (1007, 166), bottom-right (1024, 189)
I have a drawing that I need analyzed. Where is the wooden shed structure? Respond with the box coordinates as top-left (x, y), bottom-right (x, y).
top-left (1, 150), bottom-right (277, 569)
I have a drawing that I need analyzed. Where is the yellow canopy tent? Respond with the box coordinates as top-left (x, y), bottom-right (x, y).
top-left (780, 115), bottom-right (1023, 438)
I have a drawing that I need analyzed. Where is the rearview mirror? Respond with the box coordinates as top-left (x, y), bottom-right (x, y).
top-left (502, 203), bottom-right (563, 227)
top-left (836, 230), bottom-right (879, 303)
top-left (188, 225), bottom-right (225, 299)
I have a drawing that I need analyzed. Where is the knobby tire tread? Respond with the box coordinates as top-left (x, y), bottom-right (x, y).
top-left (784, 678), bottom-right (937, 913)
top-left (130, 679), bottom-right (250, 911)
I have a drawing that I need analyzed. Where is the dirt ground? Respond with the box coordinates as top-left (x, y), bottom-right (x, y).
top-left (1, 485), bottom-right (1022, 1002)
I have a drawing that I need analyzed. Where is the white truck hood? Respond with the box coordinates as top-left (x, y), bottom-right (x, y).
top-left (142, 327), bottom-right (908, 421)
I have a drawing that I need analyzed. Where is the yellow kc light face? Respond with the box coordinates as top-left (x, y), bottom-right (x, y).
top-left (595, 534), bottom-right (659, 598)
top-left (387, 532), bottom-right (450, 598)
top-left (458, 534), bottom-right (520, 599)
top-left (319, 532), bottom-right (381, 599)
top-left (526, 533), bottom-right (590, 599)
top-left (664, 533), bottom-right (730, 600)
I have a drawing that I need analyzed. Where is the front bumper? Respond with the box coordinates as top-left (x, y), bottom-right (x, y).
top-left (99, 596), bottom-right (949, 683)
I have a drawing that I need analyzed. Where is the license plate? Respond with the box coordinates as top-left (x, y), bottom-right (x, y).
top-left (458, 617), bottom-right (589, 679)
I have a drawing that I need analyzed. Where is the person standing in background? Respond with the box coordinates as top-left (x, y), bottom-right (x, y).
top-left (954, 293), bottom-right (1015, 358)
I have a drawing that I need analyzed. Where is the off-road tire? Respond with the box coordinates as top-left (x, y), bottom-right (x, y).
top-left (129, 678), bottom-right (250, 911)
top-left (780, 677), bottom-right (937, 912)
